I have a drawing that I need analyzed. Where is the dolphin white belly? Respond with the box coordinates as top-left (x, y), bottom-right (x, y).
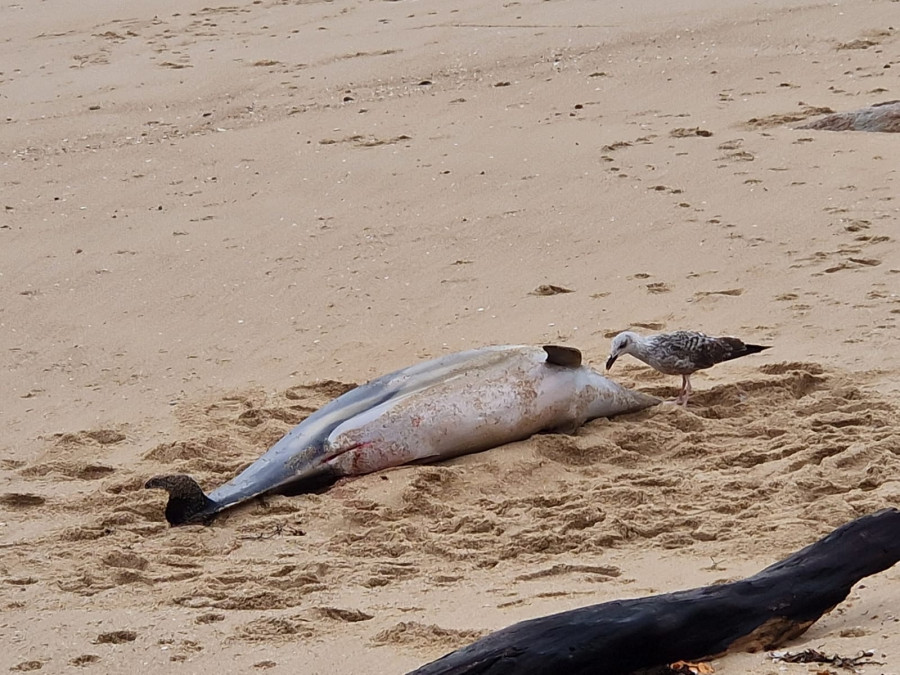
top-left (324, 349), bottom-right (622, 474)
top-left (146, 345), bottom-right (658, 525)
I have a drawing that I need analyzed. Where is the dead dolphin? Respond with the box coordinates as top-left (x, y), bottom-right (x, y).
top-left (145, 344), bottom-right (659, 525)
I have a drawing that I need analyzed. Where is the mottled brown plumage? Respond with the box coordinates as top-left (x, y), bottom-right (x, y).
top-left (606, 330), bottom-right (770, 405)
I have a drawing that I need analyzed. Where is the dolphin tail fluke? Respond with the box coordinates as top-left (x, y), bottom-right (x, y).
top-left (145, 474), bottom-right (218, 526)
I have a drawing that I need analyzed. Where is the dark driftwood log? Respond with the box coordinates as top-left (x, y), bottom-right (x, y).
top-left (408, 508), bottom-right (900, 675)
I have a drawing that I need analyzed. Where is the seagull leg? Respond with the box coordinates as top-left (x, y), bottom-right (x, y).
top-left (673, 374), bottom-right (692, 406)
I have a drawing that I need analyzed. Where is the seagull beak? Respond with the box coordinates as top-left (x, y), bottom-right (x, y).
top-left (605, 354), bottom-right (618, 370)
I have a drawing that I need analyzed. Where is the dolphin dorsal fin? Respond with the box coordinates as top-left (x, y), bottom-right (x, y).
top-left (543, 345), bottom-right (582, 368)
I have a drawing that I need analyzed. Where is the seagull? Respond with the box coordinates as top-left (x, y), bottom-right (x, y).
top-left (605, 330), bottom-right (771, 406)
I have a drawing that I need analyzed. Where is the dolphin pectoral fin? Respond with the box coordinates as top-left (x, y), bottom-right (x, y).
top-left (275, 468), bottom-right (341, 496)
top-left (543, 345), bottom-right (582, 368)
top-left (145, 474), bottom-right (217, 526)
top-left (546, 421), bottom-right (582, 435)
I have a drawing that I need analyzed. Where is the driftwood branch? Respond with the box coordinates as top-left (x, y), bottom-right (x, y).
top-left (408, 508), bottom-right (900, 675)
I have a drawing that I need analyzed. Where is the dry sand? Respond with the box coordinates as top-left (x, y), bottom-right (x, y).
top-left (2, 0), bottom-right (899, 672)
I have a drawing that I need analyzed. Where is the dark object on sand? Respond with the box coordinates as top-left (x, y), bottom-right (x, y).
top-left (408, 508), bottom-right (900, 675)
top-left (798, 100), bottom-right (900, 132)
top-left (145, 345), bottom-right (657, 525)
top-left (605, 330), bottom-right (770, 406)
top-left (770, 648), bottom-right (879, 671)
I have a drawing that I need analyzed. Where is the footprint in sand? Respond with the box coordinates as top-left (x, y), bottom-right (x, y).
top-left (20, 462), bottom-right (114, 481)
top-left (370, 622), bottom-right (486, 652)
top-left (47, 429), bottom-right (125, 447)
top-left (235, 616), bottom-right (314, 642)
top-left (94, 630), bottom-right (137, 645)
top-left (69, 655), bottom-right (100, 666)
top-left (529, 284), bottom-right (574, 296)
top-left (101, 551), bottom-right (148, 571)
top-left (669, 127), bottom-right (713, 137)
top-left (314, 607), bottom-right (374, 622)
top-left (0, 493), bottom-right (46, 509)
top-left (823, 258), bottom-right (882, 273)
top-left (515, 563), bottom-right (621, 582)
top-left (692, 288), bottom-right (744, 302)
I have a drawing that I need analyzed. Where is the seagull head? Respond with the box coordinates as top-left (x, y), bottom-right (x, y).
top-left (606, 331), bottom-right (640, 370)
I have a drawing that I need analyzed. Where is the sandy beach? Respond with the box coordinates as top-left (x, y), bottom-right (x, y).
top-left (2, 0), bottom-right (899, 672)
